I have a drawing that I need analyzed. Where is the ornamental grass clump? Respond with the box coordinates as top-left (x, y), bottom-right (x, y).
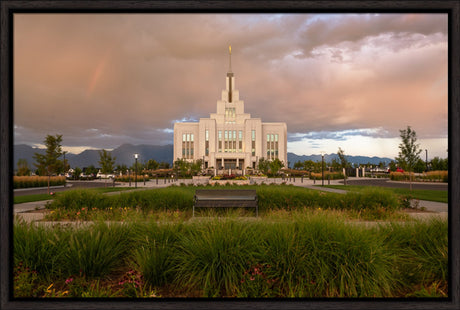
top-left (14, 219), bottom-right (70, 279)
top-left (256, 212), bottom-right (397, 297)
top-left (379, 217), bottom-right (448, 288)
top-left (343, 187), bottom-right (401, 214)
top-left (49, 189), bottom-right (110, 211)
top-left (171, 219), bottom-right (261, 297)
top-left (13, 176), bottom-right (66, 189)
top-left (62, 222), bottom-right (135, 279)
top-left (131, 222), bottom-right (184, 287)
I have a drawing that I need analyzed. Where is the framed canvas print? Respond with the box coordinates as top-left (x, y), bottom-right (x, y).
top-left (1, 1), bottom-right (459, 310)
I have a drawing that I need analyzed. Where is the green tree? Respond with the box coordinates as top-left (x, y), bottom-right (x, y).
top-left (116, 164), bottom-right (128, 176)
top-left (159, 162), bottom-right (170, 169)
top-left (16, 159), bottom-right (31, 176)
top-left (145, 159), bottom-right (160, 171)
top-left (190, 159), bottom-right (203, 176)
top-left (33, 134), bottom-right (63, 194)
top-left (130, 161), bottom-right (144, 173)
top-left (269, 158), bottom-right (284, 176)
top-left (85, 165), bottom-right (98, 177)
top-left (388, 160), bottom-right (397, 172)
top-left (414, 158), bottom-right (427, 173)
top-left (431, 157), bottom-right (448, 171)
top-left (303, 160), bottom-right (318, 172)
top-left (174, 158), bottom-right (190, 177)
top-left (337, 148), bottom-right (348, 169)
top-left (99, 149), bottom-right (116, 187)
top-left (293, 161), bottom-right (303, 170)
top-left (396, 126), bottom-right (422, 191)
top-left (337, 147), bottom-right (349, 184)
top-left (257, 158), bottom-right (270, 175)
top-left (73, 167), bottom-right (82, 180)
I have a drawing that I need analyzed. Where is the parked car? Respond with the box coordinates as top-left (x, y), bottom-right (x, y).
top-left (396, 167), bottom-right (405, 173)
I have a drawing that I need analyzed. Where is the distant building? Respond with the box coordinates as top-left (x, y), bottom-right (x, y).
top-left (173, 46), bottom-right (287, 171)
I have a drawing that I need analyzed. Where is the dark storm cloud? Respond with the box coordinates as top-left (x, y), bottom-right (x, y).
top-left (14, 13), bottom-right (447, 151)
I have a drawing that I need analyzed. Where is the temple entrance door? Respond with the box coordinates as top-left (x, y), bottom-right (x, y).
top-left (224, 159), bottom-right (237, 170)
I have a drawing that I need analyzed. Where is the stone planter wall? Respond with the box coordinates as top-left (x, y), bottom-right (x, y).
top-left (249, 176), bottom-right (268, 184)
top-left (192, 176), bottom-right (211, 185)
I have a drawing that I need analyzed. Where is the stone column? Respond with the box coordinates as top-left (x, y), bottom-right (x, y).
top-left (356, 168), bottom-right (359, 177)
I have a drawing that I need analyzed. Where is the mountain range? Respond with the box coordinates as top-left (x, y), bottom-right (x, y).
top-left (14, 144), bottom-right (394, 169)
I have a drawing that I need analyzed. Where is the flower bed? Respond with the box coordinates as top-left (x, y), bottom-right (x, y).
top-left (209, 180), bottom-right (250, 186)
top-left (212, 174), bottom-right (247, 181)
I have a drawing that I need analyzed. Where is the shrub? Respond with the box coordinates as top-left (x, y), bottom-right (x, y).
top-left (310, 172), bottom-right (344, 180)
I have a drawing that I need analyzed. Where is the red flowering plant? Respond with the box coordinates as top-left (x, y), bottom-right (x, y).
top-left (117, 269), bottom-right (144, 298)
top-left (236, 263), bottom-right (279, 298)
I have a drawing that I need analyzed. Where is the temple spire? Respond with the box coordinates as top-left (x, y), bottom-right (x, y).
top-left (228, 45), bottom-right (232, 73)
top-left (227, 45), bottom-right (233, 102)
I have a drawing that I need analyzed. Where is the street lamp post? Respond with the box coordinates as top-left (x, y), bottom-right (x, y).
top-left (320, 151), bottom-right (325, 186)
top-left (134, 153), bottom-right (139, 188)
top-left (63, 151), bottom-right (67, 187)
top-left (425, 149), bottom-right (428, 172)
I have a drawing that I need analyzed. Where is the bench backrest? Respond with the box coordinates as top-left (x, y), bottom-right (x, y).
top-left (195, 189), bottom-right (256, 198)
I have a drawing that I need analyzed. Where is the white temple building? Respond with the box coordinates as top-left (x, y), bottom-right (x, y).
top-left (173, 46), bottom-right (287, 171)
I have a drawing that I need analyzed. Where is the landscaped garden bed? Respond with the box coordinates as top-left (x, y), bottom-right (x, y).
top-left (14, 214), bottom-right (447, 298)
top-left (13, 184), bottom-right (448, 298)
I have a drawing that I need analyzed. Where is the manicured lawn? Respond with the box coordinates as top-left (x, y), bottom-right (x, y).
top-left (14, 194), bottom-right (53, 204)
top-left (322, 185), bottom-right (448, 203)
top-left (14, 187), bottom-right (133, 204)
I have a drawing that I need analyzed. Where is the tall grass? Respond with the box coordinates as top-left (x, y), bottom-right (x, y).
top-left (14, 176), bottom-right (66, 189)
top-left (310, 171), bottom-right (344, 180)
top-left (62, 222), bottom-right (135, 278)
top-left (13, 219), bottom-right (70, 279)
top-left (379, 217), bottom-right (448, 288)
top-left (131, 222), bottom-right (183, 287)
top-left (171, 219), bottom-right (261, 297)
top-left (390, 171), bottom-right (448, 183)
top-left (14, 214), bottom-right (448, 298)
top-left (48, 185), bottom-right (402, 221)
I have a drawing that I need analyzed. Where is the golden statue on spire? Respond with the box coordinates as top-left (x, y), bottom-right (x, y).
top-left (229, 45), bottom-right (231, 54)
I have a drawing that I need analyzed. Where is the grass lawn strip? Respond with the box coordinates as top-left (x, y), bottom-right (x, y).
top-left (322, 185), bottom-right (447, 203)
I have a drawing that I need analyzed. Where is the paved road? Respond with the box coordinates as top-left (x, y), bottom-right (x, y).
top-left (339, 178), bottom-right (447, 191)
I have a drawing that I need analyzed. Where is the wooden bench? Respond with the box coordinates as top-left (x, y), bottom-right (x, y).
top-left (193, 189), bottom-right (258, 217)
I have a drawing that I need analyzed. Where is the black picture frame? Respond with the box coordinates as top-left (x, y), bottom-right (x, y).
top-left (1, 1), bottom-right (459, 309)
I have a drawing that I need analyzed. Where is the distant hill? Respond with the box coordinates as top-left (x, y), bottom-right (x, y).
top-left (14, 144), bottom-right (174, 169)
top-left (287, 152), bottom-right (393, 167)
top-left (14, 144), bottom-right (393, 170)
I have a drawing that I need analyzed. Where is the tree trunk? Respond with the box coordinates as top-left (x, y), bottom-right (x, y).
top-left (48, 174), bottom-right (50, 195)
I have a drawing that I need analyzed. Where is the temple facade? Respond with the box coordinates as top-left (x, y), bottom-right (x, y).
top-left (173, 47), bottom-right (287, 171)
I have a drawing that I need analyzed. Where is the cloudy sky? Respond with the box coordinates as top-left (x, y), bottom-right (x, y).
top-left (14, 13), bottom-right (448, 159)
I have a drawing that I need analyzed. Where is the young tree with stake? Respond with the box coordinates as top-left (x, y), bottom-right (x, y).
top-left (396, 126), bottom-right (422, 191)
